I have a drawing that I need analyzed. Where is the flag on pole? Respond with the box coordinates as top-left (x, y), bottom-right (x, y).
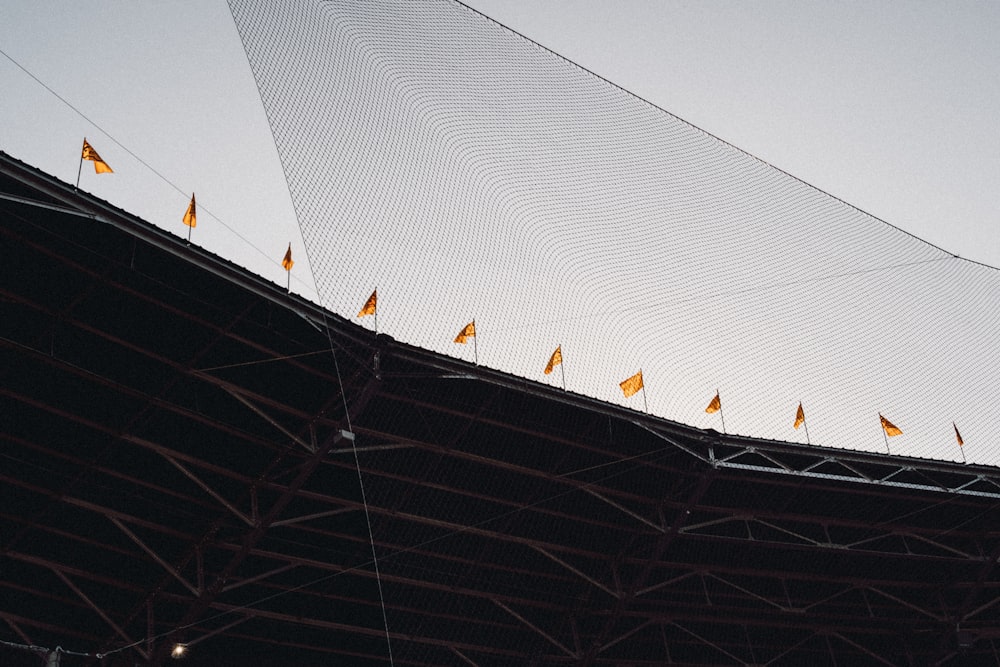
top-left (705, 392), bottom-right (721, 414)
top-left (954, 422), bottom-right (964, 447)
top-left (793, 402), bottom-right (805, 429)
top-left (454, 321), bottom-right (476, 344)
top-left (879, 414), bottom-right (902, 437)
top-left (619, 370), bottom-right (643, 398)
top-left (358, 290), bottom-right (377, 318)
top-left (544, 346), bottom-right (562, 375)
top-left (183, 194), bottom-right (197, 228)
top-left (281, 244), bottom-right (294, 271)
top-left (81, 138), bottom-right (113, 173)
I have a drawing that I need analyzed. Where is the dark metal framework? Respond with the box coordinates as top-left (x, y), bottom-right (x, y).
top-left (3, 150), bottom-right (1000, 666)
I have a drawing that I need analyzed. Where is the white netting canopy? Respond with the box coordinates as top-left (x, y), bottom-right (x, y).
top-left (228, 0), bottom-right (1000, 463)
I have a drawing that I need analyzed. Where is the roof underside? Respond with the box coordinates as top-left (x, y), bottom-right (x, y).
top-left (3, 151), bottom-right (1000, 666)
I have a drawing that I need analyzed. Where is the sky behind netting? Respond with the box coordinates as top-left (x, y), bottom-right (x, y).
top-left (3, 1), bottom-right (999, 462)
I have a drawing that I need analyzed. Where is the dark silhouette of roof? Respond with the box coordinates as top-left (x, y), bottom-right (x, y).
top-left (4, 150), bottom-right (1000, 665)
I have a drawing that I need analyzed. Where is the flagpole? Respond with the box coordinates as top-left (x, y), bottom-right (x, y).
top-left (803, 412), bottom-right (811, 446)
top-left (374, 288), bottom-right (378, 335)
top-left (75, 143), bottom-right (84, 189)
top-left (717, 389), bottom-right (726, 434)
top-left (641, 369), bottom-right (648, 413)
top-left (881, 415), bottom-right (891, 454)
top-left (472, 319), bottom-right (478, 365)
top-left (955, 423), bottom-right (966, 463)
top-left (559, 346), bottom-right (566, 391)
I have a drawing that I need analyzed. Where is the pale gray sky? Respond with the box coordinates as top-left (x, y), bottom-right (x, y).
top-left (461, 0), bottom-right (1000, 267)
top-left (3, 2), bottom-right (998, 280)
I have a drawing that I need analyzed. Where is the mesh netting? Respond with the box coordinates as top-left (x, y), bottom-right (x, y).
top-left (228, 0), bottom-right (1000, 464)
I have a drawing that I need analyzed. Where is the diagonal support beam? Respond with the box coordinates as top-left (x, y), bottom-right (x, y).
top-left (598, 618), bottom-right (654, 654)
top-left (107, 516), bottom-right (200, 596)
top-left (866, 586), bottom-right (946, 621)
top-left (158, 453), bottom-right (253, 526)
top-left (4, 616), bottom-right (33, 645)
top-left (222, 564), bottom-right (298, 593)
top-left (635, 570), bottom-right (700, 598)
top-left (491, 598), bottom-right (577, 659)
top-left (51, 569), bottom-right (148, 661)
top-left (829, 631), bottom-right (898, 666)
top-left (530, 546), bottom-right (620, 599)
top-left (705, 572), bottom-right (793, 612)
top-left (763, 630), bottom-right (819, 665)
top-left (450, 646), bottom-right (481, 666)
top-left (209, 378), bottom-right (315, 453)
top-left (670, 620), bottom-right (745, 665)
top-left (962, 593), bottom-right (1000, 622)
top-left (580, 487), bottom-right (664, 533)
top-left (271, 507), bottom-right (358, 527)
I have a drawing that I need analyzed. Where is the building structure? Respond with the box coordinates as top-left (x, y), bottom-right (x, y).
top-left (3, 151), bottom-right (1000, 665)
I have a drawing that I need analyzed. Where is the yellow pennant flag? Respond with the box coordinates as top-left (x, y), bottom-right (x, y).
top-left (183, 193), bottom-right (197, 228)
top-left (454, 320), bottom-right (476, 344)
top-left (281, 244), bottom-right (294, 271)
top-left (879, 413), bottom-right (902, 437)
top-left (954, 422), bottom-right (964, 447)
top-left (81, 138), bottom-right (113, 173)
top-left (619, 370), bottom-right (643, 398)
top-left (544, 346), bottom-right (562, 375)
top-left (705, 392), bottom-right (721, 414)
top-left (358, 290), bottom-right (377, 318)
top-left (793, 402), bottom-right (805, 429)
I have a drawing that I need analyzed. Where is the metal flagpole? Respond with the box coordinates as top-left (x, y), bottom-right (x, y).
top-left (472, 319), bottom-right (478, 365)
top-left (717, 389), bottom-right (726, 434)
top-left (955, 423), bottom-right (966, 463)
top-left (75, 143), bottom-right (84, 189)
top-left (641, 369), bottom-right (648, 413)
top-left (881, 415), bottom-right (891, 454)
top-left (559, 347), bottom-right (566, 391)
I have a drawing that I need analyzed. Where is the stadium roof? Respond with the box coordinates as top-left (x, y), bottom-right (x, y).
top-left (4, 150), bottom-right (1000, 666)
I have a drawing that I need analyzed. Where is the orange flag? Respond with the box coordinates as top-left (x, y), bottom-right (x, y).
top-left (454, 321), bottom-right (476, 344)
top-left (81, 138), bottom-right (113, 173)
top-left (358, 290), bottom-right (377, 317)
top-left (954, 422), bottom-right (964, 447)
top-left (281, 244), bottom-right (294, 271)
top-left (793, 402), bottom-right (805, 429)
top-left (544, 346), bottom-right (562, 375)
top-left (705, 392), bottom-right (721, 414)
top-left (619, 370), bottom-right (643, 398)
top-left (879, 414), bottom-right (902, 437)
top-left (183, 193), bottom-right (197, 228)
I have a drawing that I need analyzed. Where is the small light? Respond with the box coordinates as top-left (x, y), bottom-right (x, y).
top-left (170, 643), bottom-right (188, 659)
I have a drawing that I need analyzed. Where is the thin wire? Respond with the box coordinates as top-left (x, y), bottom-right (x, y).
top-left (322, 314), bottom-right (396, 667)
top-left (195, 349), bottom-right (329, 372)
top-left (0, 641), bottom-right (94, 659)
